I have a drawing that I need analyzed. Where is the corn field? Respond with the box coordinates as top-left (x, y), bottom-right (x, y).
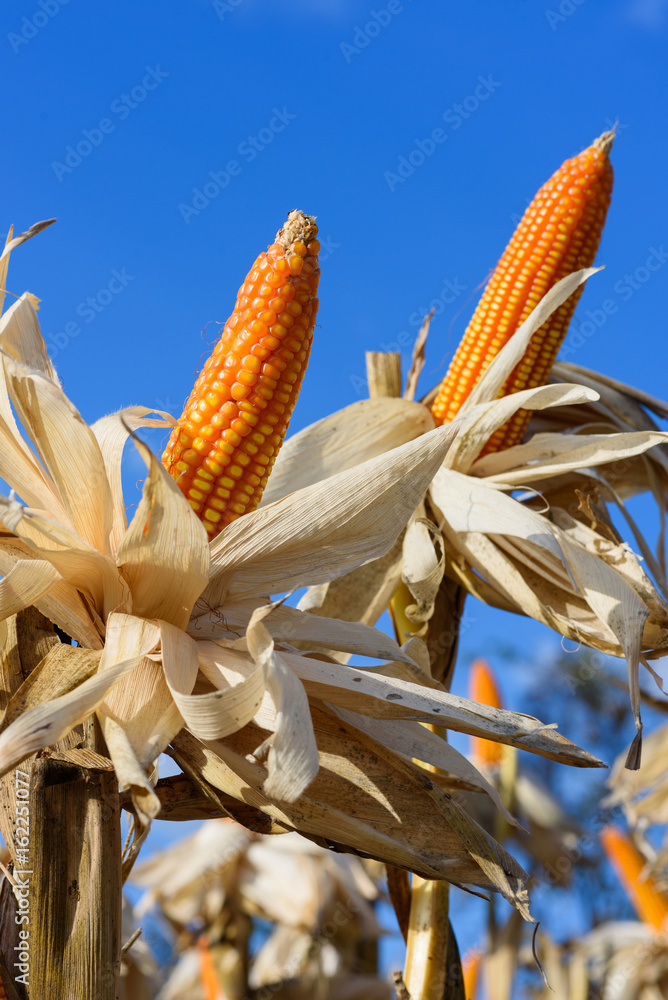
top-left (2, 4), bottom-right (668, 999)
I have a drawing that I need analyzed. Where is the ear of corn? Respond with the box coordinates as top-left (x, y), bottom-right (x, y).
top-left (600, 825), bottom-right (668, 933)
top-left (197, 936), bottom-right (224, 1000)
top-left (431, 131), bottom-right (614, 453)
top-left (469, 659), bottom-right (503, 767)
top-left (462, 949), bottom-right (480, 999)
top-left (162, 210), bottom-right (320, 539)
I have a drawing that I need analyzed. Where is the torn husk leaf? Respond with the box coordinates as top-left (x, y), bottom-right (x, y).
top-left (291, 271), bottom-right (668, 763)
top-left (0, 224), bottom-right (626, 925)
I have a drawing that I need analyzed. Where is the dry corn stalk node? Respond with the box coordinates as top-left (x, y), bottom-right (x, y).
top-left (431, 129), bottom-right (614, 453)
top-left (163, 210), bottom-right (320, 539)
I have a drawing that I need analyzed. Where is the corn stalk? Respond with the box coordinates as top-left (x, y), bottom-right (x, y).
top-left (367, 350), bottom-right (465, 999)
top-left (0, 608), bottom-right (121, 998)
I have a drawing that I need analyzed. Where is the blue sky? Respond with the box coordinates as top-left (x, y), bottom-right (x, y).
top-left (4, 0), bottom-right (668, 973)
top-left (4, 0), bottom-right (666, 695)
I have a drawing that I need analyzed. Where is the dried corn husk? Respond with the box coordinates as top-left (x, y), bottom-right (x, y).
top-left (0, 222), bottom-right (601, 912)
top-left (288, 271), bottom-right (668, 754)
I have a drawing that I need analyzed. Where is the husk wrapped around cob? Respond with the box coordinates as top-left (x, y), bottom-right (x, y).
top-left (293, 133), bottom-right (668, 765)
top-left (0, 217), bottom-right (603, 926)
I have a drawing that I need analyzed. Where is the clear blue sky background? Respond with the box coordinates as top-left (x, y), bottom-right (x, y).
top-left (3, 0), bottom-right (668, 981)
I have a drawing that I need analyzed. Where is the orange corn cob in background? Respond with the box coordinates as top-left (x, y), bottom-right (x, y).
top-left (431, 130), bottom-right (614, 454)
top-left (163, 210), bottom-right (320, 539)
top-left (469, 659), bottom-right (504, 767)
top-left (600, 826), bottom-right (668, 933)
top-left (462, 948), bottom-right (481, 999)
top-left (197, 936), bottom-right (225, 1000)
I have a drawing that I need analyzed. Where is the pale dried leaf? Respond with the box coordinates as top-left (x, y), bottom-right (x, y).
top-left (206, 424), bottom-right (459, 606)
top-left (32, 579), bottom-right (103, 648)
top-left (554, 362), bottom-right (668, 422)
top-left (115, 430), bottom-right (209, 630)
top-left (97, 613), bottom-right (183, 767)
top-left (0, 294), bottom-right (58, 383)
top-left (0, 644), bottom-right (100, 734)
top-left (560, 536), bottom-right (649, 738)
top-left (297, 536), bottom-right (404, 631)
top-left (0, 558), bottom-right (61, 622)
top-left (335, 708), bottom-right (519, 827)
top-left (247, 609), bottom-right (319, 802)
top-left (606, 723), bottom-right (668, 826)
top-left (430, 468), bottom-right (566, 565)
top-left (173, 713), bottom-right (526, 891)
top-left (0, 219), bottom-right (55, 316)
top-left (1, 349), bottom-right (113, 554)
top-left (453, 384), bottom-right (600, 474)
top-left (0, 495), bottom-right (129, 619)
top-left (261, 398), bottom-right (435, 508)
top-left (0, 537), bottom-right (103, 646)
top-left (403, 311), bottom-right (433, 402)
top-left (274, 646), bottom-right (603, 767)
top-left (161, 619), bottom-right (264, 743)
top-left (131, 817), bottom-right (251, 900)
top-left (195, 644), bottom-right (269, 739)
top-left (475, 430), bottom-right (668, 486)
top-left (101, 716), bottom-right (161, 824)
top-left (463, 268), bottom-right (600, 410)
top-left (0, 651), bottom-right (146, 777)
top-left (191, 596), bottom-right (418, 664)
top-left (0, 341), bottom-right (66, 516)
top-left (91, 407), bottom-right (175, 554)
top-left (401, 512), bottom-right (445, 623)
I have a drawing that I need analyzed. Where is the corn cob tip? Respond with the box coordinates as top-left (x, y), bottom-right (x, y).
top-left (593, 128), bottom-right (615, 155)
top-left (276, 210), bottom-right (319, 256)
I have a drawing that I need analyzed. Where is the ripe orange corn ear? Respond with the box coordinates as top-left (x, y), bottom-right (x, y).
top-left (469, 658), bottom-right (503, 767)
top-left (431, 131), bottom-right (613, 453)
top-left (462, 948), bottom-right (481, 999)
top-left (198, 936), bottom-right (224, 1000)
top-left (163, 210), bottom-right (320, 539)
top-left (600, 825), bottom-right (668, 933)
